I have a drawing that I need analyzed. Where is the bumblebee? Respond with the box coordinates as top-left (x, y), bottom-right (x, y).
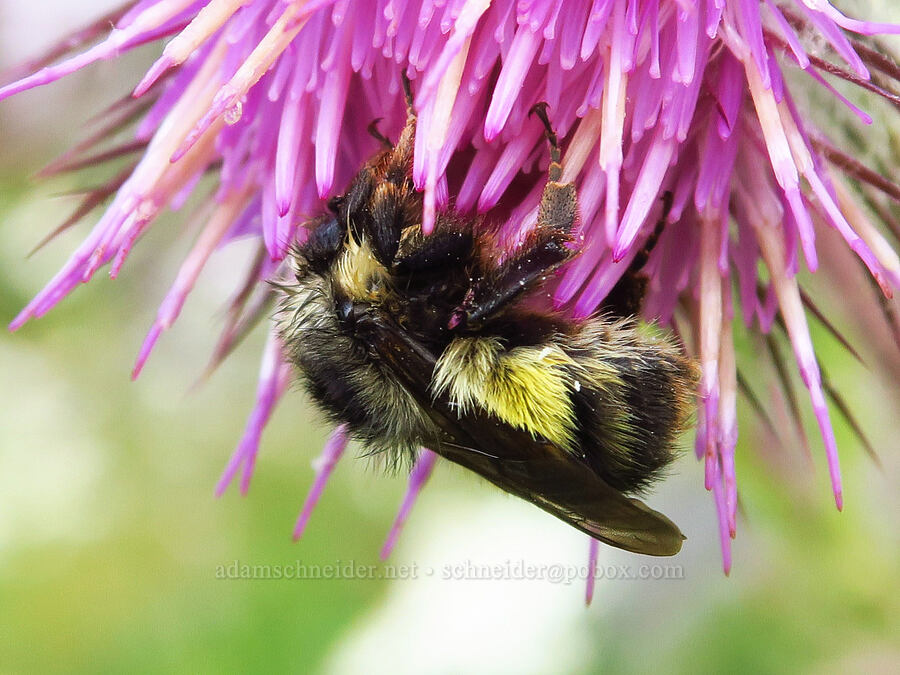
top-left (276, 77), bottom-right (696, 556)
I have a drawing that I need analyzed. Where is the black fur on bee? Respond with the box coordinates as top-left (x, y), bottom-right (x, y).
top-left (275, 76), bottom-right (697, 555)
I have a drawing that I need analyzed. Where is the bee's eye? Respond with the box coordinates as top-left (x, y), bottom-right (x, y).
top-left (336, 299), bottom-right (354, 323)
top-left (327, 195), bottom-right (344, 214)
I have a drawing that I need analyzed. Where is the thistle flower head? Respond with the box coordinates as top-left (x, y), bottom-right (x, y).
top-left (3, 0), bottom-right (900, 582)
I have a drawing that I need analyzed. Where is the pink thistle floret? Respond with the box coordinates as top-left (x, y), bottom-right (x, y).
top-left (3, 0), bottom-right (900, 576)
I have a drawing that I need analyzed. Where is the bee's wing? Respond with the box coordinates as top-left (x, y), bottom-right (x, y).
top-left (440, 437), bottom-right (686, 556)
top-left (356, 311), bottom-right (685, 556)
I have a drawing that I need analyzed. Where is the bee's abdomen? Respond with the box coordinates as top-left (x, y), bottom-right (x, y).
top-left (566, 321), bottom-right (697, 493)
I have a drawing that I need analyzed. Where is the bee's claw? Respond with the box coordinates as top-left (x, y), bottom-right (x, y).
top-left (529, 102), bottom-right (561, 176)
top-left (367, 118), bottom-right (391, 148)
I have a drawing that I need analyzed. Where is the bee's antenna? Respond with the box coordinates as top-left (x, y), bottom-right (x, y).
top-left (401, 71), bottom-right (415, 120)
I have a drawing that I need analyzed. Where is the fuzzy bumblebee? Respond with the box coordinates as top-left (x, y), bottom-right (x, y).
top-left (276, 79), bottom-right (697, 556)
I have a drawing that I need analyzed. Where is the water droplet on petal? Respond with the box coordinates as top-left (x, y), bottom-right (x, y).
top-left (135, 198), bottom-right (156, 222)
top-left (224, 101), bottom-right (243, 125)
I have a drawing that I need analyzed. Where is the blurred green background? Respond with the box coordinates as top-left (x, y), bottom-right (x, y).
top-left (0, 2), bottom-right (897, 673)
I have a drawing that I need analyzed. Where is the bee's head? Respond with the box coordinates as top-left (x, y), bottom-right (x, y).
top-left (295, 210), bottom-right (347, 277)
top-left (292, 204), bottom-right (393, 308)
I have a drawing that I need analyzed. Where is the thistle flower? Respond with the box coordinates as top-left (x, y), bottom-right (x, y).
top-left (3, 0), bottom-right (899, 585)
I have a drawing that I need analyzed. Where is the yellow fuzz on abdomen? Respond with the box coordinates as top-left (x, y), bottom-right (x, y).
top-left (432, 336), bottom-right (578, 449)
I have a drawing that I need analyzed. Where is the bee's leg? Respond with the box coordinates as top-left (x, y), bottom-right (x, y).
top-left (601, 192), bottom-right (672, 318)
top-left (382, 72), bottom-right (417, 184)
top-left (449, 226), bottom-right (576, 328)
top-left (345, 73), bottom-right (419, 267)
top-left (527, 103), bottom-right (577, 240)
top-left (395, 226), bottom-right (475, 273)
top-left (531, 102), bottom-right (562, 182)
top-left (450, 104), bottom-right (577, 329)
